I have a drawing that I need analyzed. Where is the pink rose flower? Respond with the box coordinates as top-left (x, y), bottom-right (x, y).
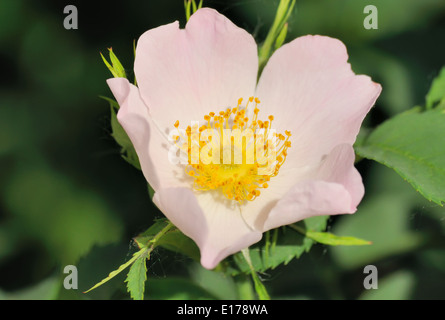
top-left (107, 8), bottom-right (382, 269)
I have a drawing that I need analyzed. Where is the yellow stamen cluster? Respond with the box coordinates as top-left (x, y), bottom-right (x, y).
top-left (172, 97), bottom-right (291, 203)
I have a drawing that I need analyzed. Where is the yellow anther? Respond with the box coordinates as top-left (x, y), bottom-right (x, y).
top-left (175, 96), bottom-right (291, 203)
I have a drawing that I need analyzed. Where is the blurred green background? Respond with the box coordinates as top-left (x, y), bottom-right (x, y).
top-left (0, 0), bottom-right (444, 300)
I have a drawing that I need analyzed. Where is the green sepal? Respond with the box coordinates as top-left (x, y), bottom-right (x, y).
top-left (274, 22), bottom-right (288, 50)
top-left (99, 96), bottom-right (141, 170)
top-left (184, 0), bottom-right (203, 21)
top-left (100, 48), bottom-right (126, 78)
top-left (289, 224), bottom-right (372, 246)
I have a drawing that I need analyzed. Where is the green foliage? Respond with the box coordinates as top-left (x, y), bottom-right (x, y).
top-left (241, 248), bottom-right (270, 300)
top-left (426, 67), bottom-right (445, 110)
top-left (84, 247), bottom-right (147, 294)
top-left (0, 275), bottom-right (60, 300)
top-left (331, 165), bottom-right (425, 270)
top-left (231, 216), bottom-right (328, 274)
top-left (2, 0), bottom-right (445, 301)
top-left (189, 264), bottom-right (238, 299)
top-left (135, 219), bottom-right (199, 261)
top-left (356, 108), bottom-right (445, 205)
top-left (125, 252), bottom-right (148, 300)
top-left (359, 271), bottom-right (415, 300)
top-left (288, 0), bottom-right (445, 43)
top-left (156, 229), bottom-right (200, 261)
top-left (4, 163), bottom-right (122, 264)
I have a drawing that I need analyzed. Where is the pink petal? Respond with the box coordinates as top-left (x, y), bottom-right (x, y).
top-left (134, 8), bottom-right (258, 131)
top-left (240, 166), bottom-right (311, 231)
top-left (107, 78), bottom-right (187, 192)
top-left (153, 188), bottom-right (262, 269)
top-left (256, 35), bottom-right (381, 167)
top-left (263, 144), bottom-right (363, 231)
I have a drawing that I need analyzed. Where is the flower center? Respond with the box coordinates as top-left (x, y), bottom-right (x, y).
top-left (172, 97), bottom-right (291, 202)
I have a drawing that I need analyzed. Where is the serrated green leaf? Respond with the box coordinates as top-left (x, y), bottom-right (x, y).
top-left (84, 247), bottom-right (146, 294)
top-left (426, 67), bottom-right (445, 109)
top-left (125, 253), bottom-right (148, 300)
top-left (157, 229), bottom-right (200, 261)
top-left (232, 216), bottom-right (329, 274)
top-left (135, 219), bottom-right (199, 261)
top-left (85, 221), bottom-right (174, 298)
top-left (356, 109), bottom-right (445, 205)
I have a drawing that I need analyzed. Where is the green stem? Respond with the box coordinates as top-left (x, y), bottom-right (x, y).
top-left (147, 221), bottom-right (174, 248)
top-left (258, 0), bottom-right (296, 75)
top-left (289, 223), bottom-right (306, 235)
top-left (84, 221), bottom-right (174, 294)
top-left (241, 248), bottom-right (271, 300)
top-left (83, 247), bottom-right (147, 294)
